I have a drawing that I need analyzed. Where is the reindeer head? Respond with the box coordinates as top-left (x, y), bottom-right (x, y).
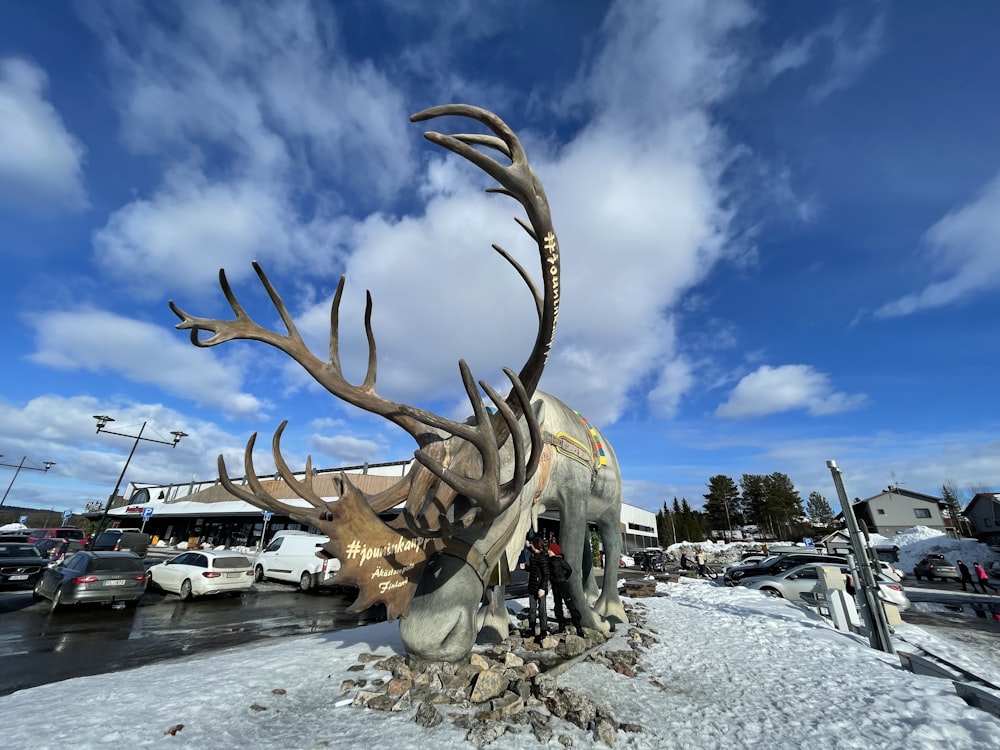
top-left (169, 105), bottom-right (560, 644)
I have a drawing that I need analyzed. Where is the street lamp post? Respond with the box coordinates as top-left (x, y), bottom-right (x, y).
top-left (826, 459), bottom-right (895, 654)
top-left (0, 455), bottom-right (56, 508)
top-left (90, 416), bottom-right (187, 547)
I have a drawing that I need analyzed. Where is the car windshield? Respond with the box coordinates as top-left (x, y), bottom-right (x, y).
top-left (0, 544), bottom-right (42, 558)
top-left (213, 556), bottom-right (251, 569)
top-left (89, 557), bottom-right (144, 573)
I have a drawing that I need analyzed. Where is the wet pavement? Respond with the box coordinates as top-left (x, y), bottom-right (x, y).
top-left (0, 584), bottom-right (384, 696)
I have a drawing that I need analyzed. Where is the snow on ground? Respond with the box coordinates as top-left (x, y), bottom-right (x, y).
top-left (1, 575), bottom-right (999, 750)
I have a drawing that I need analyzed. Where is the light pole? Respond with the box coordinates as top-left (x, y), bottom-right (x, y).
top-left (826, 459), bottom-right (895, 654)
top-left (0, 455), bottom-right (56, 508)
top-left (90, 416), bottom-right (187, 547)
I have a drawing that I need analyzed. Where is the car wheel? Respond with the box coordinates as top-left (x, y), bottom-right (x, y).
top-left (254, 565), bottom-right (265, 583)
top-left (761, 587), bottom-right (783, 598)
top-left (49, 587), bottom-right (63, 613)
top-left (299, 571), bottom-right (313, 593)
top-left (179, 579), bottom-right (193, 601)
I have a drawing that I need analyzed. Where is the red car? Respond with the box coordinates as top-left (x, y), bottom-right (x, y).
top-left (27, 527), bottom-right (86, 544)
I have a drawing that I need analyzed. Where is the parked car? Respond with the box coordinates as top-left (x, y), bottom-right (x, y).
top-left (723, 552), bottom-right (847, 586)
top-left (90, 529), bottom-right (150, 557)
top-left (619, 553), bottom-right (636, 568)
top-left (148, 550), bottom-right (255, 600)
top-left (27, 527), bottom-right (85, 544)
top-left (725, 554), bottom-right (766, 573)
top-left (877, 560), bottom-right (906, 582)
top-left (742, 562), bottom-right (910, 612)
top-left (913, 554), bottom-right (960, 582)
top-left (0, 542), bottom-right (47, 591)
top-left (32, 551), bottom-right (148, 611)
top-left (254, 531), bottom-right (340, 592)
top-left (33, 538), bottom-right (83, 563)
top-left (634, 550), bottom-right (667, 572)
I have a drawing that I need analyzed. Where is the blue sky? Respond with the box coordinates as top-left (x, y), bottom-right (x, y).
top-left (2, 1), bottom-right (998, 516)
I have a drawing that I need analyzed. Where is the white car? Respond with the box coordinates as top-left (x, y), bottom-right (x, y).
top-left (619, 553), bottom-right (636, 568)
top-left (148, 550), bottom-right (254, 600)
top-left (877, 560), bottom-right (906, 582)
top-left (742, 562), bottom-right (910, 612)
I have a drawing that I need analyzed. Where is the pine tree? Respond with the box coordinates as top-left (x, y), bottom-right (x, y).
top-left (805, 491), bottom-right (836, 529)
top-left (703, 475), bottom-right (741, 540)
top-left (740, 474), bottom-right (768, 530)
top-left (765, 472), bottom-right (804, 538)
top-left (941, 481), bottom-right (970, 537)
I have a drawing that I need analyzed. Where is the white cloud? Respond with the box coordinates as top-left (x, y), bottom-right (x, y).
top-left (875, 172), bottom-right (1000, 318)
top-left (0, 58), bottom-right (87, 212)
top-left (309, 434), bottom-right (386, 466)
top-left (763, 11), bottom-right (885, 103)
top-left (26, 309), bottom-right (266, 419)
top-left (82, 1), bottom-right (413, 200)
top-left (715, 364), bottom-right (866, 419)
top-left (648, 357), bottom-right (695, 419)
top-left (93, 166), bottom-right (309, 297)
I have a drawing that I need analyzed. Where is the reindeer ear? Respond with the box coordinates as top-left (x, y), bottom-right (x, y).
top-left (531, 398), bottom-right (545, 425)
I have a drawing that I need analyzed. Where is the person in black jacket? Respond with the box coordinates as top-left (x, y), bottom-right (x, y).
top-left (525, 537), bottom-right (550, 639)
top-left (547, 541), bottom-right (584, 637)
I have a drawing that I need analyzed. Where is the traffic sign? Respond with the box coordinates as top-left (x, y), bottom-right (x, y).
top-left (62, 510), bottom-right (72, 521)
top-left (803, 537), bottom-right (814, 548)
top-left (19, 515), bottom-right (27, 524)
top-left (142, 506), bottom-right (154, 519)
top-left (262, 511), bottom-right (273, 521)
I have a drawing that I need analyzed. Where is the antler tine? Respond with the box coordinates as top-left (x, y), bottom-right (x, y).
top-left (408, 360), bottom-right (500, 497)
top-left (217, 438), bottom-right (319, 523)
top-left (492, 242), bottom-right (543, 318)
top-left (271, 421), bottom-right (335, 516)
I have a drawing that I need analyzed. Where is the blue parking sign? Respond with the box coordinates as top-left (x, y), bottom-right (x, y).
top-left (142, 506), bottom-right (154, 519)
top-left (803, 537), bottom-right (814, 547)
top-left (62, 510), bottom-right (72, 521)
top-left (262, 510), bottom-right (273, 521)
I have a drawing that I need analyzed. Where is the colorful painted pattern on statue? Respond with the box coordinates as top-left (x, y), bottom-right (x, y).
top-left (575, 411), bottom-right (608, 468)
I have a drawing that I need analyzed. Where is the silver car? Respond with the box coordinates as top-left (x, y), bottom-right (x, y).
top-left (742, 562), bottom-right (910, 612)
top-left (33, 551), bottom-right (148, 611)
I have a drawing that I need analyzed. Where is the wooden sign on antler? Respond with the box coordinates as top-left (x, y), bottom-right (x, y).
top-left (319, 478), bottom-right (442, 619)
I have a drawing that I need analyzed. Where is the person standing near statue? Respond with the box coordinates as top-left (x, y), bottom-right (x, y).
top-left (525, 537), bottom-right (550, 640)
top-left (957, 560), bottom-right (982, 593)
top-left (547, 541), bottom-right (585, 637)
top-left (974, 562), bottom-right (998, 594)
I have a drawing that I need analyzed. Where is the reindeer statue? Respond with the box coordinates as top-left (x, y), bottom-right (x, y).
top-left (169, 104), bottom-right (626, 662)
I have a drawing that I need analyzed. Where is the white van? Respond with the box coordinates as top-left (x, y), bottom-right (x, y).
top-left (253, 531), bottom-right (341, 592)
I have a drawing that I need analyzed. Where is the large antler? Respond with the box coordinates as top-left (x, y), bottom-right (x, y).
top-left (169, 105), bottom-right (560, 617)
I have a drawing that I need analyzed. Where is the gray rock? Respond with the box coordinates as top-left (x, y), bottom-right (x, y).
top-left (467, 720), bottom-right (507, 748)
top-left (413, 702), bottom-right (443, 728)
top-left (470, 669), bottom-right (510, 703)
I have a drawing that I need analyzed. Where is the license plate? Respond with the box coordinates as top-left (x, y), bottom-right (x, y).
top-left (9, 574), bottom-right (28, 581)
top-left (226, 572), bottom-right (242, 578)
top-left (105, 579), bottom-right (127, 586)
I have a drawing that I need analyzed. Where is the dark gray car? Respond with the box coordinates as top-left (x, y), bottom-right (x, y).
top-left (0, 542), bottom-right (47, 591)
top-left (723, 552), bottom-right (847, 586)
top-left (33, 551), bottom-right (148, 611)
top-left (91, 529), bottom-right (150, 557)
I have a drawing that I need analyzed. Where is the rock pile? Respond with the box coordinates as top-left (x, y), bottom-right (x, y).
top-left (338, 602), bottom-right (657, 747)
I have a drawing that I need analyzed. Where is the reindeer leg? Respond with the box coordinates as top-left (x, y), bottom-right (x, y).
top-left (593, 504), bottom-right (627, 627)
top-left (558, 494), bottom-right (610, 634)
